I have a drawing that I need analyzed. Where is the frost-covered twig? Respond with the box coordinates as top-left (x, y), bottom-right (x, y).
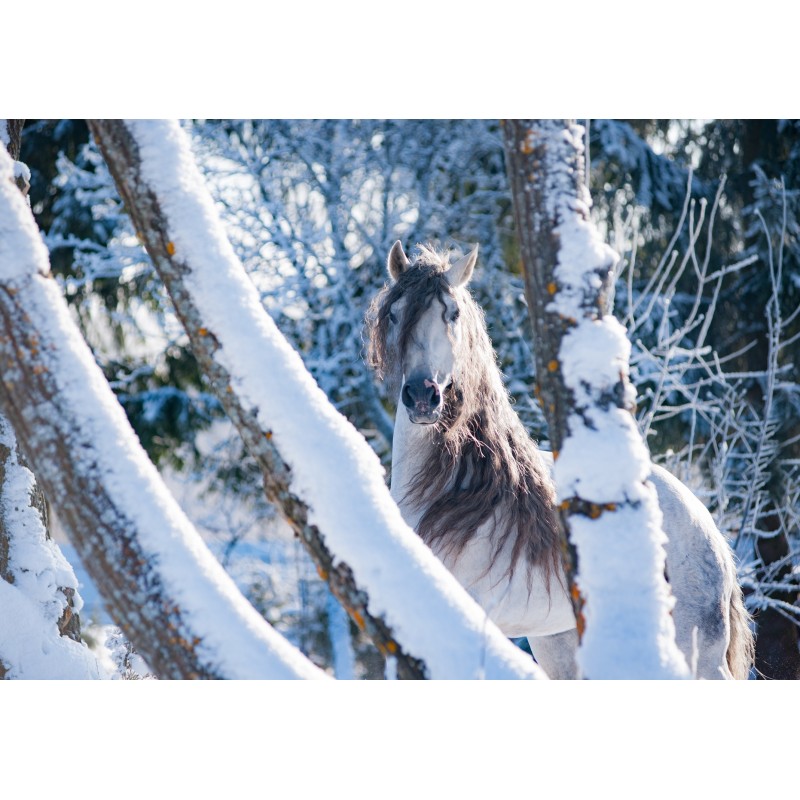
top-left (0, 144), bottom-right (325, 680)
top-left (91, 119), bottom-right (545, 680)
top-left (618, 173), bottom-right (800, 659)
top-left (504, 119), bottom-right (690, 679)
top-left (189, 120), bottom-right (533, 457)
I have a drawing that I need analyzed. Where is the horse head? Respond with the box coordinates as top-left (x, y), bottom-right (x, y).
top-left (380, 241), bottom-right (478, 425)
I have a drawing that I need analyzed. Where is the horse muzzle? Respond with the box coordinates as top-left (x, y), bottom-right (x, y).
top-left (402, 376), bottom-right (443, 424)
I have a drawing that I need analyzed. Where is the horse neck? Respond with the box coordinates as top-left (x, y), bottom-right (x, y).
top-left (389, 402), bottom-right (441, 517)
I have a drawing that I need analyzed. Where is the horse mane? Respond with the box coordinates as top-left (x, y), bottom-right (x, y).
top-left (366, 245), bottom-right (562, 590)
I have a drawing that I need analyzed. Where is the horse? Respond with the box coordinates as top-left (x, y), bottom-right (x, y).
top-left (366, 240), bottom-right (755, 679)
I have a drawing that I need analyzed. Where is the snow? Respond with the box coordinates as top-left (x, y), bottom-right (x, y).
top-left (568, 503), bottom-right (687, 679)
top-left (0, 419), bottom-right (83, 620)
top-left (0, 145), bottom-right (326, 680)
top-left (547, 208), bottom-right (616, 322)
top-left (1, 121), bottom-right (31, 188)
top-left (555, 314), bottom-right (647, 502)
top-left (13, 160), bottom-right (30, 183)
top-left (558, 317), bottom-right (635, 406)
top-left (555, 408), bottom-right (652, 503)
top-left (543, 122), bottom-right (689, 679)
top-left (103, 626), bottom-right (156, 679)
top-left (0, 416), bottom-right (104, 678)
top-left (0, 579), bottom-right (105, 678)
top-left (127, 119), bottom-right (544, 679)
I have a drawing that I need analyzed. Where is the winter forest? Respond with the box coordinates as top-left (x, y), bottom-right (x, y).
top-left (1, 118), bottom-right (799, 682)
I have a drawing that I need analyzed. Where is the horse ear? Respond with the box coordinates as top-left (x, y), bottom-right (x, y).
top-left (388, 240), bottom-right (410, 282)
top-left (447, 246), bottom-right (478, 287)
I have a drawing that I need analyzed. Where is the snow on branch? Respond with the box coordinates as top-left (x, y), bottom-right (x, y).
top-left (0, 416), bottom-right (103, 678)
top-left (503, 119), bottom-right (690, 679)
top-left (90, 119), bottom-right (544, 680)
top-left (0, 145), bottom-right (325, 680)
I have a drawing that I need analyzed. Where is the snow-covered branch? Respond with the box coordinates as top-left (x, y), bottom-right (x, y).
top-left (504, 119), bottom-right (690, 678)
top-left (0, 121), bottom-right (99, 678)
top-left (0, 144), bottom-right (325, 680)
top-left (91, 119), bottom-right (545, 680)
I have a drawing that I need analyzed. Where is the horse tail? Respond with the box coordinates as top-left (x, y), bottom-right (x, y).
top-left (726, 579), bottom-right (755, 680)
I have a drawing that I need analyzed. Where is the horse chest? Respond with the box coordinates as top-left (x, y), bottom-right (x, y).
top-left (389, 411), bottom-right (575, 638)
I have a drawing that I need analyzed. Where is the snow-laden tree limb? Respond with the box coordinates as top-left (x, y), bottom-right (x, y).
top-left (0, 145), bottom-right (325, 680)
top-left (90, 119), bottom-right (545, 680)
top-left (0, 120), bottom-right (99, 678)
top-left (503, 119), bottom-right (689, 678)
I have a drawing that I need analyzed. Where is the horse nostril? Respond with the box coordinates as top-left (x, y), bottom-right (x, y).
top-left (424, 379), bottom-right (440, 406)
top-left (422, 379), bottom-right (442, 408)
top-left (402, 378), bottom-right (442, 411)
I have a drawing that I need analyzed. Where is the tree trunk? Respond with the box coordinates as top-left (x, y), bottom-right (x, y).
top-left (754, 516), bottom-right (800, 679)
top-left (502, 120), bottom-right (593, 621)
top-left (503, 119), bottom-right (688, 678)
top-left (739, 121), bottom-right (800, 678)
top-left (0, 120), bottom-right (85, 676)
top-left (90, 119), bottom-right (545, 681)
top-left (2, 119), bottom-right (30, 195)
top-left (0, 142), bottom-right (323, 680)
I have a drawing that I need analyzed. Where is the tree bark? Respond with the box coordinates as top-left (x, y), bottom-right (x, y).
top-left (502, 119), bottom-right (607, 627)
top-left (754, 517), bottom-right (800, 679)
top-left (3, 119), bottom-right (30, 195)
top-left (4, 120), bottom-right (24, 160)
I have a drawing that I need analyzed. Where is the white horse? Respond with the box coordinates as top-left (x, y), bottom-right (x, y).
top-left (366, 241), bottom-right (755, 679)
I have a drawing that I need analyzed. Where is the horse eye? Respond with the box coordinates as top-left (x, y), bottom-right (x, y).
top-left (450, 308), bottom-right (460, 323)
top-left (389, 311), bottom-right (398, 324)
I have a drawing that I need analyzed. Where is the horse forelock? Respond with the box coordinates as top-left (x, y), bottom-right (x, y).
top-left (365, 247), bottom-right (563, 591)
top-left (365, 256), bottom-right (452, 391)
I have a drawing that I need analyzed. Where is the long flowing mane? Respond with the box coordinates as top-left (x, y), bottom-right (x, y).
top-left (366, 246), bottom-right (561, 590)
